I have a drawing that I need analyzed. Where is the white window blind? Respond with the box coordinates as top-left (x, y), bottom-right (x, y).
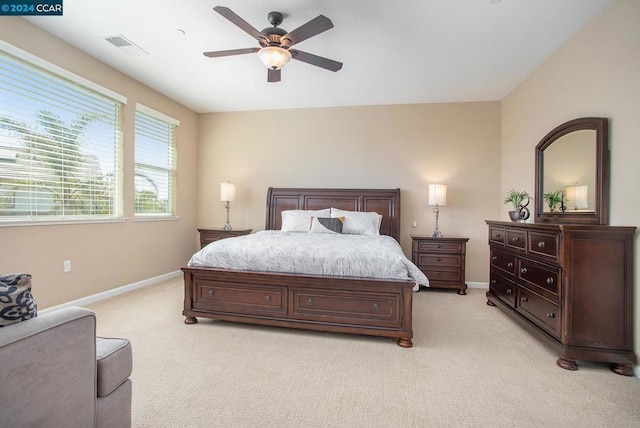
top-left (0, 46), bottom-right (123, 221)
top-left (134, 105), bottom-right (177, 216)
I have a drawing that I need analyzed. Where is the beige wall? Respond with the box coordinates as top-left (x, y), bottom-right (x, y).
top-left (198, 102), bottom-right (502, 283)
top-left (502, 0), bottom-right (640, 358)
top-left (0, 18), bottom-right (199, 308)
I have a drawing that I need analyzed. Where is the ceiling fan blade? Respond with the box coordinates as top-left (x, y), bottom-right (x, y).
top-left (267, 68), bottom-right (281, 83)
top-left (290, 50), bottom-right (342, 72)
top-left (203, 47), bottom-right (260, 58)
top-left (213, 6), bottom-right (268, 45)
top-left (281, 15), bottom-right (334, 47)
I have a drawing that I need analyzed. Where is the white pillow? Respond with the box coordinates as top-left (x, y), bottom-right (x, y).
top-left (281, 209), bottom-right (331, 232)
top-left (330, 208), bottom-right (382, 235)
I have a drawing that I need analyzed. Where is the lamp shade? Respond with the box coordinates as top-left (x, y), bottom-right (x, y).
top-left (220, 182), bottom-right (236, 202)
top-left (428, 183), bottom-right (447, 206)
top-left (257, 46), bottom-right (292, 70)
top-left (565, 184), bottom-right (587, 209)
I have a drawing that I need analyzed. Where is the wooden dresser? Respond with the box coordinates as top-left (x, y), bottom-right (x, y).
top-left (485, 220), bottom-right (636, 375)
top-left (197, 228), bottom-right (252, 249)
top-left (411, 235), bottom-right (469, 295)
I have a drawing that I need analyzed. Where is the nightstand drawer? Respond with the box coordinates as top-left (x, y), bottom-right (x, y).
top-left (416, 253), bottom-right (461, 268)
top-left (198, 228), bottom-right (252, 248)
top-left (422, 268), bottom-right (461, 283)
top-left (414, 241), bottom-right (463, 253)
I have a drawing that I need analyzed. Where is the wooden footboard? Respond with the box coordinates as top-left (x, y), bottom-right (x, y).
top-left (182, 267), bottom-right (414, 347)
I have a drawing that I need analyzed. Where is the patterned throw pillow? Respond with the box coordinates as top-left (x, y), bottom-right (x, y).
top-left (0, 273), bottom-right (38, 327)
top-left (309, 216), bottom-right (344, 234)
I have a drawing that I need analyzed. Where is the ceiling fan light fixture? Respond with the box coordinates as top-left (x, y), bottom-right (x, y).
top-left (257, 46), bottom-right (291, 70)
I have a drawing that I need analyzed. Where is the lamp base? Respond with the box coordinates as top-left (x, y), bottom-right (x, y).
top-left (432, 205), bottom-right (443, 238)
top-left (223, 202), bottom-right (232, 230)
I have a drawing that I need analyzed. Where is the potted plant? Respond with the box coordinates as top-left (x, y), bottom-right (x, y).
top-left (504, 189), bottom-right (530, 222)
top-left (543, 190), bottom-right (564, 213)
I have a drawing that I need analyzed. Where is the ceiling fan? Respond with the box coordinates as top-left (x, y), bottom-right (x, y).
top-left (204, 6), bottom-right (343, 83)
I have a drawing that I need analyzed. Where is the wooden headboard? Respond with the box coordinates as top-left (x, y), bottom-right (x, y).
top-left (265, 188), bottom-right (401, 240)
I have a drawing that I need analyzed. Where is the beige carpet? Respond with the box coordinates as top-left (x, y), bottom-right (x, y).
top-left (88, 278), bottom-right (640, 428)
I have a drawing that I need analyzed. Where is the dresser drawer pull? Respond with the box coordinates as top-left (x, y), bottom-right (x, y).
top-left (507, 262), bottom-right (514, 268)
top-left (307, 298), bottom-right (314, 306)
top-left (492, 256), bottom-right (498, 261)
top-left (546, 277), bottom-right (554, 285)
top-left (506, 288), bottom-right (512, 295)
top-left (495, 233), bottom-right (501, 238)
top-left (373, 303), bottom-right (380, 310)
top-left (521, 296), bottom-right (528, 302)
top-left (512, 237), bottom-right (520, 242)
top-left (208, 289), bottom-right (215, 297)
top-left (490, 279), bottom-right (496, 284)
top-left (265, 295), bottom-right (271, 303)
top-left (538, 241), bottom-right (546, 248)
top-left (520, 267), bottom-right (528, 274)
top-left (547, 312), bottom-right (555, 319)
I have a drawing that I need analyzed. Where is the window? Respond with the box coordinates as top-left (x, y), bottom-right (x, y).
top-left (134, 104), bottom-right (178, 216)
top-left (0, 42), bottom-right (124, 222)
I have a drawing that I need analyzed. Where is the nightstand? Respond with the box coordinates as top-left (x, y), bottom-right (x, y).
top-left (411, 235), bottom-right (469, 295)
top-left (197, 228), bottom-right (252, 249)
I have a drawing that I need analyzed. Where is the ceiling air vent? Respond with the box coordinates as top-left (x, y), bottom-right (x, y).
top-left (104, 34), bottom-right (148, 56)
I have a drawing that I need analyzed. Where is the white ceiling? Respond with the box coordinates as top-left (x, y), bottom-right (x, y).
top-left (25, 0), bottom-right (611, 113)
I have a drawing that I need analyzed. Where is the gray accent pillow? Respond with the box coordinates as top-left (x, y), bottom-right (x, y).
top-left (309, 216), bottom-right (344, 234)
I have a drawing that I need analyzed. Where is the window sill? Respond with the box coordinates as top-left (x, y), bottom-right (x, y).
top-left (0, 217), bottom-right (127, 228)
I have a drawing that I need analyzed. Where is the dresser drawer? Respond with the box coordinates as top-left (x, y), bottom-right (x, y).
top-left (489, 226), bottom-right (505, 245)
top-left (414, 241), bottom-right (463, 253)
top-left (489, 271), bottom-right (516, 307)
top-left (517, 287), bottom-right (560, 339)
top-left (291, 289), bottom-right (402, 328)
top-left (193, 282), bottom-right (287, 317)
top-left (505, 229), bottom-right (527, 251)
top-left (528, 231), bottom-right (560, 261)
top-left (416, 253), bottom-right (461, 268)
top-left (490, 248), bottom-right (517, 277)
top-left (518, 258), bottom-right (560, 300)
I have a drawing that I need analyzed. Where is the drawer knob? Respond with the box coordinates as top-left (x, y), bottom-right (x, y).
top-left (506, 288), bottom-right (512, 295)
top-left (436, 272), bottom-right (442, 277)
top-left (307, 298), bottom-right (314, 306)
top-left (547, 312), bottom-right (555, 319)
top-left (373, 303), bottom-right (380, 310)
top-left (490, 279), bottom-right (496, 284)
top-left (546, 277), bottom-right (554, 285)
top-left (512, 237), bottom-right (520, 242)
top-left (496, 233), bottom-right (501, 238)
top-left (538, 241), bottom-right (546, 248)
top-left (265, 295), bottom-right (271, 303)
top-left (437, 257), bottom-right (442, 262)
top-left (437, 244), bottom-right (442, 248)
top-left (521, 296), bottom-right (528, 302)
top-left (520, 267), bottom-right (528, 274)
top-left (507, 262), bottom-right (514, 268)
top-left (208, 289), bottom-right (215, 297)
top-left (492, 256), bottom-right (498, 261)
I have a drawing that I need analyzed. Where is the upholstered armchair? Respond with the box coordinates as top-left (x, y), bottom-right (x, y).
top-left (0, 304), bottom-right (133, 427)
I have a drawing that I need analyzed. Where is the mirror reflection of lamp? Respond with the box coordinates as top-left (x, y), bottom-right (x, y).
top-left (564, 184), bottom-right (588, 210)
top-left (428, 183), bottom-right (447, 238)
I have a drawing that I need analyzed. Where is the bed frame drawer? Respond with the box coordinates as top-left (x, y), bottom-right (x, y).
top-left (193, 281), bottom-right (287, 317)
top-left (291, 288), bottom-right (402, 328)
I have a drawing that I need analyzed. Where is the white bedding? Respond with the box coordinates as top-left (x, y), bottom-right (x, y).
top-left (188, 230), bottom-right (428, 289)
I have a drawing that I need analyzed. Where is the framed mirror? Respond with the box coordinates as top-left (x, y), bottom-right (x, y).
top-left (534, 117), bottom-right (609, 225)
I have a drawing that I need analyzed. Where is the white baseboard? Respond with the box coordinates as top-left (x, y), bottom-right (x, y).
top-left (40, 270), bottom-right (182, 314)
top-left (467, 281), bottom-right (489, 289)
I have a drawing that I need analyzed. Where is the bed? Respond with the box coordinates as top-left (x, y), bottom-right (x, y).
top-left (182, 187), bottom-right (421, 347)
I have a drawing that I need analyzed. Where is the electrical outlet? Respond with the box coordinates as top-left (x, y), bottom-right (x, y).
top-left (63, 260), bottom-right (71, 273)
top-left (412, 221), bottom-right (417, 228)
